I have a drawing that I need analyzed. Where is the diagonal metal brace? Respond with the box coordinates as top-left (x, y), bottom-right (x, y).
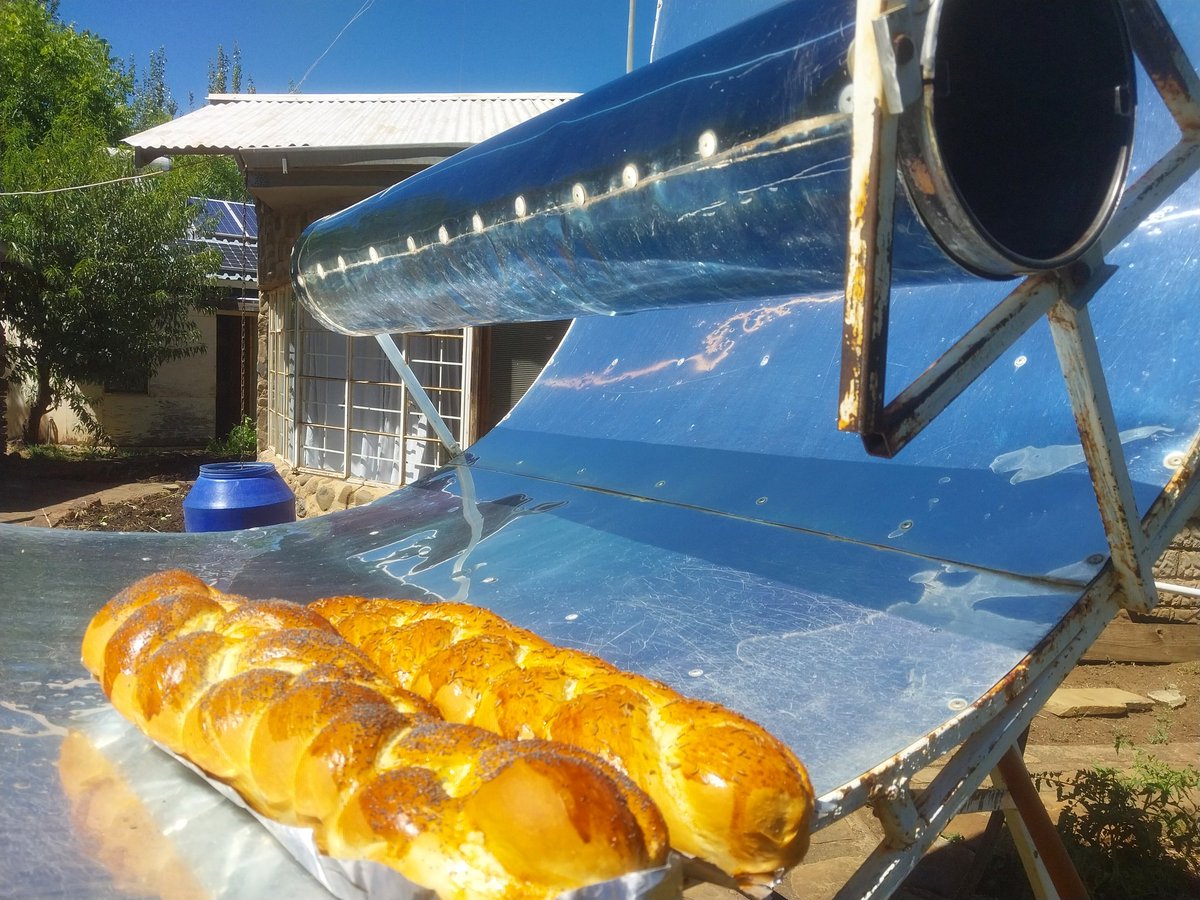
top-left (1046, 258), bottom-right (1158, 614)
top-left (374, 333), bottom-right (463, 459)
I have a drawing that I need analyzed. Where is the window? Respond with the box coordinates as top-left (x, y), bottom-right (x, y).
top-left (266, 292), bottom-right (469, 486)
top-left (266, 296), bottom-right (296, 465)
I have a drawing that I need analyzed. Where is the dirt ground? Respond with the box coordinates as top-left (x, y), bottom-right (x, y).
top-left (1030, 659), bottom-right (1199, 747)
top-left (54, 483), bottom-right (190, 532)
top-left (0, 448), bottom-right (240, 531)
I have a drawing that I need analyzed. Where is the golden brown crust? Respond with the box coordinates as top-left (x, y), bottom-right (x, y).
top-left (316, 594), bottom-right (814, 883)
top-left (293, 703), bottom-right (416, 829)
top-left (81, 570), bottom-right (213, 677)
top-left (83, 572), bottom-right (667, 899)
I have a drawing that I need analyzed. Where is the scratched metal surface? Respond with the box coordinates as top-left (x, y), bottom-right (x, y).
top-left (0, 474), bottom-right (1078, 893)
top-left (2, 2), bottom-right (1198, 897)
top-left (0, 463), bottom-right (1076, 796)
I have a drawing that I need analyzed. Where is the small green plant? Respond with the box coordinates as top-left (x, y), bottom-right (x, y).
top-left (26, 442), bottom-right (75, 461)
top-left (207, 415), bottom-right (257, 457)
top-left (1148, 709), bottom-right (1174, 746)
top-left (25, 443), bottom-right (124, 461)
top-left (1036, 751), bottom-right (1200, 898)
top-left (1112, 725), bottom-right (1131, 756)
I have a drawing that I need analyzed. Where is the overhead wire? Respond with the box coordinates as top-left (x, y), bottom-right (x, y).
top-left (0, 169), bottom-right (166, 197)
top-left (294, 0), bottom-right (376, 91)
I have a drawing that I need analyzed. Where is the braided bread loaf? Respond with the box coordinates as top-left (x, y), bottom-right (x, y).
top-left (310, 595), bottom-right (814, 886)
top-left (81, 571), bottom-right (668, 900)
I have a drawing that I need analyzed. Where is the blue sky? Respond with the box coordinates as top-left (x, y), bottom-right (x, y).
top-left (57, 1), bottom-right (659, 112)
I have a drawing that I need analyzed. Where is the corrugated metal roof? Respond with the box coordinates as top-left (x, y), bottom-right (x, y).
top-left (124, 93), bottom-right (578, 159)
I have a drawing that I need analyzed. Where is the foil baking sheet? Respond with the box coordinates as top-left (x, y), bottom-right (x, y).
top-left (63, 700), bottom-right (680, 900)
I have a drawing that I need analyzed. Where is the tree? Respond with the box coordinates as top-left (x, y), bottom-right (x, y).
top-left (129, 46), bottom-right (177, 132)
top-left (207, 42), bottom-right (254, 95)
top-left (0, 0), bottom-right (130, 155)
top-left (124, 43), bottom-right (249, 202)
top-left (188, 42), bottom-right (255, 201)
top-left (0, 0), bottom-right (220, 443)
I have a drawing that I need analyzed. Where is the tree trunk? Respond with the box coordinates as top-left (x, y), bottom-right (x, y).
top-left (23, 361), bottom-right (53, 444)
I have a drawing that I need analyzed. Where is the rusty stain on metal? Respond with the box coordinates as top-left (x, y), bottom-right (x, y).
top-left (1123, 0), bottom-right (1200, 133)
top-left (904, 156), bottom-right (936, 197)
top-left (977, 660), bottom-right (1031, 707)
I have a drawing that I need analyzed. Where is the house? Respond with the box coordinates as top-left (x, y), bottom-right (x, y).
top-left (124, 93), bottom-right (576, 515)
top-left (2, 198), bottom-right (258, 447)
top-left (94, 198), bottom-right (259, 447)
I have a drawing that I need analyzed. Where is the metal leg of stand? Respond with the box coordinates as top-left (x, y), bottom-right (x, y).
top-left (993, 746), bottom-right (1090, 900)
top-left (375, 333), bottom-right (463, 459)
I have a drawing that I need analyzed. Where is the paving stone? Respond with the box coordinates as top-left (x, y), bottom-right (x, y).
top-left (1147, 688), bottom-right (1187, 708)
top-left (1043, 687), bottom-right (1152, 717)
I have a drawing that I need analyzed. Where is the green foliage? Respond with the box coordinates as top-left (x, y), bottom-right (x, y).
top-left (986, 751), bottom-right (1200, 900)
top-left (1047, 751), bottom-right (1200, 898)
top-left (23, 441), bottom-right (128, 461)
top-left (1148, 709), bottom-right (1174, 745)
top-left (177, 155), bottom-right (248, 202)
top-left (208, 42), bottom-right (254, 95)
top-left (0, 0), bottom-right (221, 443)
top-left (128, 45), bottom-right (177, 132)
top-left (0, 0), bottom-right (131, 155)
top-left (25, 441), bottom-right (79, 461)
top-left (207, 415), bottom-right (257, 457)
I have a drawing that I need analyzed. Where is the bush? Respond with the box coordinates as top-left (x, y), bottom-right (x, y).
top-left (207, 415), bottom-right (256, 457)
top-left (1048, 751), bottom-right (1200, 898)
top-left (984, 749), bottom-right (1200, 899)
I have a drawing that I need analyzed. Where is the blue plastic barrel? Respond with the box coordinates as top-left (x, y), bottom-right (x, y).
top-left (183, 462), bottom-right (296, 532)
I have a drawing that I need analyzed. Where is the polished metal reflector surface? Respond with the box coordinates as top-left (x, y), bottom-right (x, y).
top-left (292, 0), bottom-right (1134, 334)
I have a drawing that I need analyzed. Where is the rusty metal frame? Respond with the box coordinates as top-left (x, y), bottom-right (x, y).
top-left (839, 0), bottom-right (1200, 600)
top-left (839, 0), bottom-right (1200, 457)
top-left (826, 2), bottom-right (1200, 897)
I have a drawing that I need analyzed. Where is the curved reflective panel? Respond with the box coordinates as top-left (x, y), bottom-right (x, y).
top-left (292, 0), bottom-right (1133, 334)
top-left (470, 10), bottom-right (1200, 582)
top-left (0, 464), bottom-right (1077, 815)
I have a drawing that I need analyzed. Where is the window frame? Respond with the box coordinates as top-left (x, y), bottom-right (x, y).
top-left (266, 291), bottom-right (473, 487)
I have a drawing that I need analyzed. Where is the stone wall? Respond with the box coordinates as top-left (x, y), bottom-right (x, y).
top-left (254, 198), bottom-right (358, 458)
top-left (261, 447), bottom-right (392, 518)
top-left (1151, 522), bottom-right (1200, 624)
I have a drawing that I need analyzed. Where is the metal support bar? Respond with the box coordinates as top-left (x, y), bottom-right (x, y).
top-left (1046, 283), bottom-right (1158, 614)
top-left (1141, 412), bottom-right (1200, 555)
top-left (865, 273), bottom-right (1061, 456)
top-left (375, 333), bottom-right (463, 459)
top-left (870, 776), bottom-right (924, 849)
top-left (839, 0), bottom-right (1200, 460)
top-left (998, 802), bottom-right (1058, 900)
top-left (994, 746), bottom-right (1090, 900)
top-left (1121, 0), bottom-right (1200, 132)
top-left (838, 0), bottom-right (903, 437)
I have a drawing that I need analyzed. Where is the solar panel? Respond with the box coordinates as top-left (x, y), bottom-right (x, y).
top-left (193, 198), bottom-right (258, 240)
